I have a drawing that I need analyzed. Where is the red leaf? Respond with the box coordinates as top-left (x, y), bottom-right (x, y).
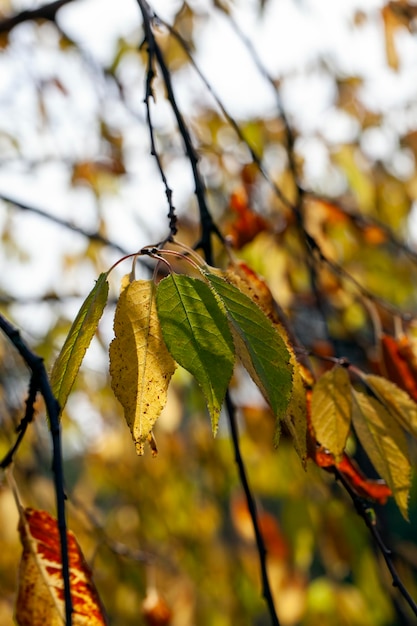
top-left (16, 508), bottom-right (107, 625)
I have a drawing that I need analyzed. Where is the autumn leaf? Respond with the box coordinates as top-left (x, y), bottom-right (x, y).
top-left (351, 388), bottom-right (411, 518)
top-left (204, 271), bottom-right (293, 424)
top-left (156, 274), bottom-right (235, 434)
top-left (218, 262), bottom-right (306, 460)
top-left (50, 273), bottom-right (109, 414)
top-left (109, 279), bottom-right (176, 455)
top-left (380, 334), bottom-right (417, 403)
top-left (226, 187), bottom-right (268, 249)
top-left (15, 508), bottom-right (107, 625)
top-left (311, 365), bottom-right (351, 462)
top-left (363, 373), bottom-right (417, 439)
top-left (142, 587), bottom-right (172, 626)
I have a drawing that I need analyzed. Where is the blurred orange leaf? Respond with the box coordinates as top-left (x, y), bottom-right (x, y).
top-left (15, 508), bottom-right (107, 625)
top-left (142, 587), bottom-right (172, 626)
top-left (226, 188), bottom-right (268, 249)
top-left (380, 334), bottom-right (417, 402)
top-left (231, 496), bottom-right (289, 561)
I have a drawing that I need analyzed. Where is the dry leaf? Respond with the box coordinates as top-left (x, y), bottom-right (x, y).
top-left (110, 279), bottom-right (176, 455)
top-left (15, 508), bottom-right (107, 625)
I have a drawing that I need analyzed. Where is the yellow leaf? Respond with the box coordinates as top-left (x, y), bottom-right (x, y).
top-left (311, 365), bottom-right (351, 462)
top-left (363, 373), bottom-right (417, 439)
top-left (351, 389), bottom-right (411, 518)
top-left (15, 508), bottom-right (107, 625)
top-left (109, 279), bottom-right (176, 455)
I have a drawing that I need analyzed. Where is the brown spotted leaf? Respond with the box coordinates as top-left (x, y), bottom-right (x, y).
top-left (110, 279), bottom-right (176, 454)
top-left (15, 508), bottom-right (107, 625)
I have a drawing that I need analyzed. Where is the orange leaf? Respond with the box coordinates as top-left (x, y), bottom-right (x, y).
top-left (15, 508), bottom-right (107, 625)
top-left (142, 588), bottom-right (172, 626)
top-left (380, 334), bottom-right (417, 402)
top-left (231, 496), bottom-right (289, 561)
top-left (226, 188), bottom-right (268, 249)
top-left (307, 390), bottom-right (391, 505)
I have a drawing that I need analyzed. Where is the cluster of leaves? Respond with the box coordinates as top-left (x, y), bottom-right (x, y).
top-left (1, 0), bottom-right (417, 625)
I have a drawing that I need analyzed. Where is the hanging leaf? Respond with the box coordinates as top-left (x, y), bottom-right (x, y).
top-left (351, 389), bottom-right (411, 518)
top-left (109, 279), bottom-right (176, 455)
top-left (15, 508), bottom-right (107, 625)
top-left (222, 261), bottom-right (308, 460)
top-left (156, 274), bottom-right (235, 434)
top-left (363, 373), bottom-right (417, 439)
top-left (50, 273), bottom-right (109, 414)
top-left (311, 365), bottom-right (352, 462)
top-left (204, 272), bottom-right (293, 423)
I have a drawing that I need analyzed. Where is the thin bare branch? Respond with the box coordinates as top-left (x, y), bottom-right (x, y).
top-left (225, 392), bottom-right (281, 626)
top-left (0, 0), bottom-right (76, 34)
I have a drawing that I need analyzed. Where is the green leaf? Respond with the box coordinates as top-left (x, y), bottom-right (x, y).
top-left (363, 373), bottom-right (417, 438)
top-left (50, 273), bottom-right (109, 413)
top-left (351, 388), bottom-right (411, 519)
top-left (311, 365), bottom-right (351, 461)
top-left (109, 279), bottom-right (176, 455)
top-left (204, 272), bottom-right (293, 421)
top-left (156, 274), bottom-right (235, 433)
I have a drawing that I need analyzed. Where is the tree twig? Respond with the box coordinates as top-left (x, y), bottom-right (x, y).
top-left (0, 193), bottom-right (129, 256)
top-left (0, 0), bottom-right (76, 34)
top-left (136, 0), bottom-right (222, 264)
top-left (225, 392), bottom-right (281, 626)
top-left (0, 315), bottom-right (73, 625)
top-left (335, 467), bottom-right (417, 619)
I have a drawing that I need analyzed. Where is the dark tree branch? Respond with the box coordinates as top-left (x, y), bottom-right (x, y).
top-left (335, 468), bottom-right (417, 619)
top-left (0, 0), bottom-right (76, 33)
top-left (0, 315), bottom-right (73, 625)
top-left (0, 193), bottom-right (129, 256)
top-left (136, 0), bottom-right (222, 265)
top-left (225, 392), bottom-right (281, 626)
top-left (141, 22), bottom-right (177, 239)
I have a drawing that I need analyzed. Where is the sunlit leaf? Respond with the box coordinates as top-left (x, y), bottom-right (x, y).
top-left (363, 373), bottom-right (417, 439)
top-left (311, 365), bottom-right (351, 461)
top-left (15, 508), bottom-right (107, 625)
top-left (213, 263), bottom-right (307, 459)
top-left (351, 389), bottom-right (411, 518)
top-left (50, 273), bottom-right (109, 414)
top-left (204, 272), bottom-right (293, 422)
top-left (109, 279), bottom-right (176, 455)
top-left (156, 274), bottom-right (235, 433)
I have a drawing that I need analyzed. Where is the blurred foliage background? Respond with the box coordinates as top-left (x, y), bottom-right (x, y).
top-left (1, 0), bottom-right (417, 624)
